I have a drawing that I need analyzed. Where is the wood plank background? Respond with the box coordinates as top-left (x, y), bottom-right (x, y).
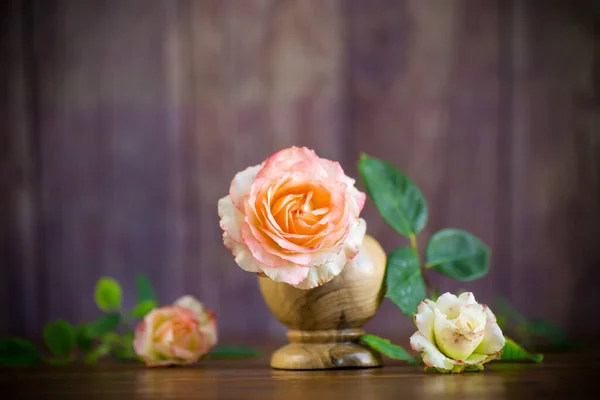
top-left (1, 0), bottom-right (599, 343)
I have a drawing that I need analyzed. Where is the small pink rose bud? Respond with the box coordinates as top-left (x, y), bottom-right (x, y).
top-left (134, 296), bottom-right (217, 367)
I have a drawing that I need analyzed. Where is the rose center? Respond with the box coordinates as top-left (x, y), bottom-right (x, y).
top-left (271, 188), bottom-right (331, 234)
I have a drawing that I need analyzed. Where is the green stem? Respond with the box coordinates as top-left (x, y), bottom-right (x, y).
top-left (409, 233), bottom-right (433, 293)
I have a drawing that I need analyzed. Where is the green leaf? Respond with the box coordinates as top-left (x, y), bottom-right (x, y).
top-left (494, 296), bottom-right (528, 326)
top-left (43, 354), bottom-right (76, 366)
top-left (430, 290), bottom-right (442, 302)
top-left (526, 320), bottom-right (568, 344)
top-left (84, 343), bottom-right (112, 364)
top-left (114, 346), bottom-right (138, 361)
top-left (94, 277), bottom-right (123, 312)
top-left (385, 247), bottom-right (427, 315)
top-left (408, 354), bottom-right (422, 366)
top-left (500, 337), bottom-right (543, 363)
top-left (358, 154), bottom-right (428, 236)
top-left (360, 334), bottom-right (414, 361)
top-left (0, 338), bottom-right (41, 367)
top-left (494, 297), bottom-right (577, 349)
top-left (135, 273), bottom-right (157, 303)
top-left (121, 332), bottom-right (134, 347)
top-left (87, 314), bottom-right (121, 337)
top-left (496, 315), bottom-right (507, 330)
top-left (76, 325), bottom-right (95, 351)
top-left (114, 333), bottom-right (137, 361)
top-left (43, 320), bottom-right (76, 357)
top-left (425, 228), bottom-right (490, 281)
top-left (130, 300), bottom-right (156, 319)
top-left (206, 346), bottom-right (262, 359)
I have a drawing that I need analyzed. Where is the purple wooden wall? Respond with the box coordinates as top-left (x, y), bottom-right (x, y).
top-left (1, 0), bottom-right (599, 343)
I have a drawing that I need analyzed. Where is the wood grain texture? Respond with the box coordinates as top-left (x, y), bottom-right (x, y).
top-left (1, 351), bottom-right (599, 399)
top-left (259, 235), bottom-right (386, 369)
top-left (1, 0), bottom-right (599, 344)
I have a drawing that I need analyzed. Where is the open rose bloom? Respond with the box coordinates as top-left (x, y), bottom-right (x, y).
top-left (134, 296), bottom-right (217, 367)
top-left (218, 147), bottom-right (366, 289)
top-left (410, 292), bottom-right (505, 373)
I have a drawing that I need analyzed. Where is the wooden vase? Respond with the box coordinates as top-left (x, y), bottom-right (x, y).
top-left (258, 235), bottom-right (387, 370)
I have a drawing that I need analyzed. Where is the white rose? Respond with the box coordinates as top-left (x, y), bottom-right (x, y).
top-left (410, 292), bottom-right (505, 373)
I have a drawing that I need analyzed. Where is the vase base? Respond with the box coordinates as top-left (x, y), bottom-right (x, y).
top-left (270, 342), bottom-right (382, 370)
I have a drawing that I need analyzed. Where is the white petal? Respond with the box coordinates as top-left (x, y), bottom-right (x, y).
top-left (453, 303), bottom-right (487, 339)
top-left (173, 295), bottom-right (205, 319)
top-left (343, 218), bottom-right (367, 260)
top-left (464, 353), bottom-right (489, 364)
top-left (229, 164), bottom-right (262, 210)
top-left (135, 310), bottom-right (159, 358)
top-left (415, 300), bottom-right (436, 342)
top-left (344, 180), bottom-right (366, 216)
top-left (261, 264), bottom-right (310, 286)
top-left (458, 292), bottom-right (477, 305)
top-left (218, 195), bottom-right (244, 242)
top-left (484, 305), bottom-right (498, 322)
top-left (434, 308), bottom-right (483, 360)
top-left (290, 218), bottom-right (366, 290)
top-left (292, 247), bottom-right (347, 290)
top-left (410, 332), bottom-right (455, 372)
top-left (435, 292), bottom-right (463, 319)
top-left (222, 232), bottom-right (262, 273)
top-left (475, 308), bottom-right (506, 355)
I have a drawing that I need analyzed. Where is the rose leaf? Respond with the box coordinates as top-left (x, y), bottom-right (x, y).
top-left (130, 300), bottom-right (157, 319)
top-left (43, 319), bottom-right (76, 357)
top-left (425, 228), bottom-right (490, 281)
top-left (0, 338), bottom-right (41, 367)
top-left (94, 277), bottom-right (123, 312)
top-left (500, 337), bottom-right (543, 363)
top-left (360, 334), bottom-right (414, 361)
top-left (385, 247), bottom-right (427, 315)
top-left (358, 154), bottom-right (428, 236)
top-left (135, 273), bottom-right (157, 303)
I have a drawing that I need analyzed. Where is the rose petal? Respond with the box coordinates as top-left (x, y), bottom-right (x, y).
top-left (290, 219), bottom-right (366, 290)
top-left (241, 223), bottom-right (287, 268)
top-left (415, 299), bottom-right (436, 342)
top-left (133, 320), bottom-right (150, 358)
top-left (342, 218), bottom-right (366, 260)
top-left (410, 332), bottom-right (455, 372)
top-left (260, 263), bottom-right (310, 285)
top-left (223, 232), bottom-right (263, 273)
top-left (291, 246), bottom-right (347, 290)
top-left (316, 158), bottom-right (345, 182)
top-left (453, 303), bottom-right (487, 340)
top-left (458, 292), bottom-right (477, 305)
top-left (257, 147), bottom-right (317, 180)
top-left (346, 184), bottom-right (366, 216)
top-left (153, 342), bottom-right (175, 359)
top-left (173, 296), bottom-right (206, 320)
top-left (171, 345), bottom-right (197, 361)
top-left (229, 164), bottom-right (262, 211)
top-left (474, 308), bottom-right (506, 355)
top-left (464, 353), bottom-right (489, 364)
top-left (433, 308), bottom-right (484, 360)
top-left (200, 311), bottom-right (218, 349)
top-left (435, 292), bottom-right (465, 319)
top-left (218, 195), bottom-right (244, 243)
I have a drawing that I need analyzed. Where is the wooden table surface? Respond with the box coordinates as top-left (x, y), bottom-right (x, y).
top-left (2, 351), bottom-right (599, 399)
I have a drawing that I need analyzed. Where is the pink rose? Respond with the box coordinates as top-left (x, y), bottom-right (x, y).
top-left (134, 296), bottom-right (217, 366)
top-left (219, 146), bottom-right (366, 289)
